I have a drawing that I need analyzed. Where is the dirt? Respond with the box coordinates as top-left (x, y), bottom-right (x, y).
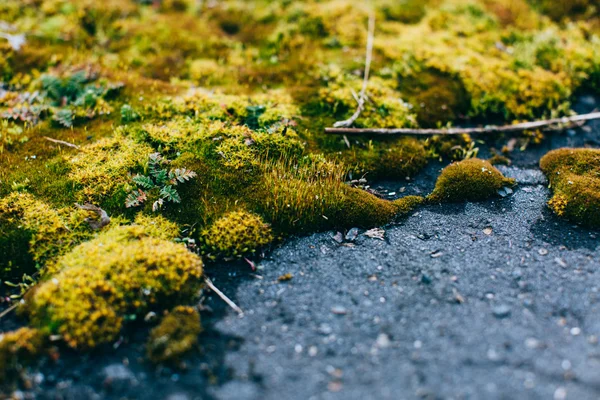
top-left (4, 95), bottom-right (600, 400)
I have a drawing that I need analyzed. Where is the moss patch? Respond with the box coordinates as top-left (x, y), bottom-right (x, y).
top-left (428, 158), bottom-right (516, 203)
top-left (146, 305), bottom-right (202, 364)
top-left (25, 221), bottom-right (203, 349)
top-left (540, 148), bottom-right (600, 228)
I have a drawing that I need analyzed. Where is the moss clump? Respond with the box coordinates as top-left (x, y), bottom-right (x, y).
top-left (0, 327), bottom-right (46, 384)
top-left (339, 188), bottom-right (424, 228)
top-left (397, 68), bottom-right (470, 128)
top-left (68, 136), bottom-right (153, 208)
top-left (540, 148), bottom-right (600, 228)
top-left (428, 158), bottom-right (515, 203)
top-left (146, 305), bottom-right (202, 364)
top-left (0, 193), bottom-right (92, 280)
top-left (25, 222), bottom-right (203, 349)
top-left (532, 0), bottom-right (598, 21)
top-left (201, 210), bottom-right (273, 259)
top-left (340, 137), bottom-right (428, 180)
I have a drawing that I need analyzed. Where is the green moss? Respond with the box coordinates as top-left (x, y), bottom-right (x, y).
top-left (540, 148), bottom-right (600, 228)
top-left (200, 210), bottom-right (274, 260)
top-left (398, 68), bottom-right (470, 127)
top-left (532, 0), bottom-right (599, 21)
top-left (68, 135), bottom-right (153, 209)
top-left (25, 222), bottom-right (203, 349)
top-left (428, 158), bottom-right (516, 203)
top-left (0, 328), bottom-right (46, 384)
top-left (339, 137), bottom-right (428, 180)
top-left (146, 305), bottom-right (202, 364)
top-left (339, 188), bottom-right (424, 228)
top-left (379, 0), bottom-right (431, 24)
top-left (0, 193), bottom-right (93, 280)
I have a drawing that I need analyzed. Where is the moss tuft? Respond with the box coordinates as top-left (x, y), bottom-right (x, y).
top-left (0, 327), bottom-right (46, 384)
top-left (201, 210), bottom-right (273, 259)
top-left (26, 223), bottom-right (203, 349)
top-left (0, 193), bottom-right (92, 280)
top-left (540, 148), bottom-right (600, 228)
top-left (428, 158), bottom-right (515, 203)
top-left (340, 137), bottom-right (428, 180)
top-left (146, 305), bottom-right (202, 364)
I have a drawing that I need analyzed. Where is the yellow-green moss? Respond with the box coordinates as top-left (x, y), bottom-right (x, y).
top-left (0, 193), bottom-right (92, 279)
top-left (339, 188), bottom-right (423, 228)
top-left (340, 137), bottom-right (428, 180)
top-left (146, 305), bottom-right (202, 364)
top-left (428, 158), bottom-right (516, 203)
top-left (25, 223), bottom-right (203, 349)
top-left (201, 210), bottom-right (273, 259)
top-left (0, 327), bottom-right (46, 384)
top-left (540, 148), bottom-right (600, 228)
top-left (68, 136), bottom-right (153, 208)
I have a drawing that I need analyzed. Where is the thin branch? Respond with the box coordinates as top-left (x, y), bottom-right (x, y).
top-left (333, 10), bottom-right (375, 128)
top-left (325, 111), bottom-right (600, 136)
top-left (44, 136), bottom-right (80, 149)
top-left (204, 277), bottom-right (244, 315)
top-left (0, 303), bottom-right (18, 320)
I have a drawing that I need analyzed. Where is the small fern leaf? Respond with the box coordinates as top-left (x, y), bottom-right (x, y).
top-left (132, 174), bottom-right (155, 189)
top-left (159, 185), bottom-right (181, 203)
top-left (169, 168), bottom-right (197, 184)
top-left (125, 189), bottom-right (147, 208)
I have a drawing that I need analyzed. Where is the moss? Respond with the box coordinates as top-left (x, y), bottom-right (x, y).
top-left (200, 210), bottom-right (274, 259)
top-left (26, 222), bottom-right (203, 349)
top-left (340, 137), bottom-right (428, 180)
top-left (0, 193), bottom-right (93, 280)
top-left (539, 148), bottom-right (600, 228)
top-left (428, 158), bottom-right (516, 203)
top-left (146, 305), bottom-right (202, 364)
top-left (488, 154), bottom-right (512, 166)
top-left (0, 327), bottom-right (46, 384)
top-left (532, 0), bottom-right (599, 21)
top-left (316, 73), bottom-right (417, 129)
top-left (379, 0), bottom-right (431, 24)
top-left (397, 68), bottom-right (470, 128)
top-left (68, 135), bottom-right (153, 209)
top-left (338, 188), bottom-right (423, 228)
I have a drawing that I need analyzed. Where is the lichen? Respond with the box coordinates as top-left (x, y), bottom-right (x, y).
top-left (25, 222), bottom-right (203, 349)
top-left (540, 148), bottom-right (600, 228)
top-left (428, 158), bottom-right (516, 203)
top-left (146, 305), bottom-right (202, 364)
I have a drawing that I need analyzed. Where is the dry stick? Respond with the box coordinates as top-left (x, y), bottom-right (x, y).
top-left (204, 277), bottom-right (244, 315)
top-left (44, 136), bottom-right (80, 149)
top-left (333, 10), bottom-right (375, 128)
top-left (0, 303), bottom-right (18, 320)
top-left (325, 111), bottom-right (600, 136)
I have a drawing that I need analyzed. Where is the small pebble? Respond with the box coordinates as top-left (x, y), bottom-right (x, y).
top-left (492, 304), bottom-right (511, 319)
top-left (331, 306), bottom-right (348, 315)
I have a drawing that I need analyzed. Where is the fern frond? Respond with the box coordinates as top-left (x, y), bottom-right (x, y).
top-left (159, 185), bottom-right (181, 203)
top-left (53, 108), bottom-right (74, 128)
top-left (169, 168), bottom-right (197, 184)
top-left (132, 174), bottom-right (155, 189)
top-left (125, 189), bottom-right (147, 208)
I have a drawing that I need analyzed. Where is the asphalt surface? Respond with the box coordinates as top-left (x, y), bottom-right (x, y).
top-left (4, 95), bottom-right (600, 400)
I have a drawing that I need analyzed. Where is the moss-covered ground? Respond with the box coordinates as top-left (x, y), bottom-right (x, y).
top-left (1, 0), bottom-right (600, 386)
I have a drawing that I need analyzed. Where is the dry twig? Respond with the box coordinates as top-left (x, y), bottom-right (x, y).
top-left (0, 303), bottom-right (18, 320)
top-left (333, 10), bottom-right (375, 128)
top-left (326, 111), bottom-right (600, 136)
top-left (204, 277), bottom-right (244, 315)
top-left (44, 136), bottom-right (80, 149)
